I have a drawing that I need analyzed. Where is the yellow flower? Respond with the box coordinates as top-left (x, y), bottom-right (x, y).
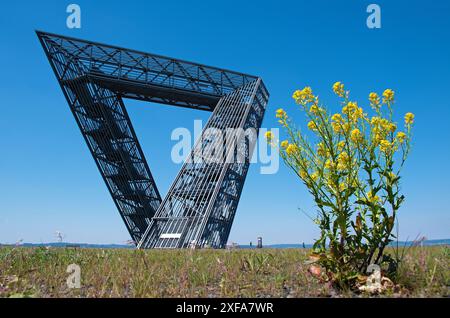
top-left (367, 190), bottom-right (381, 204)
top-left (342, 101), bottom-right (357, 115)
top-left (337, 151), bottom-right (350, 171)
top-left (396, 131), bottom-right (407, 143)
top-left (352, 107), bottom-right (365, 121)
top-left (302, 86), bottom-right (313, 97)
top-left (265, 131), bottom-right (273, 142)
top-left (292, 87), bottom-right (314, 104)
top-left (388, 123), bottom-right (397, 133)
top-left (380, 118), bottom-right (390, 129)
top-left (317, 142), bottom-right (327, 157)
top-left (371, 116), bottom-right (381, 126)
top-left (310, 104), bottom-right (320, 114)
top-left (382, 89), bottom-right (394, 103)
top-left (292, 90), bottom-right (302, 100)
top-left (332, 123), bottom-right (340, 133)
top-left (350, 178), bottom-right (359, 188)
top-left (327, 179), bottom-right (336, 191)
top-left (351, 128), bottom-right (362, 143)
top-left (299, 170), bottom-right (308, 180)
top-left (324, 159), bottom-right (334, 170)
top-left (388, 172), bottom-right (397, 182)
top-left (373, 133), bottom-right (382, 145)
top-left (331, 113), bottom-right (344, 133)
top-left (379, 139), bottom-right (391, 153)
top-left (369, 92), bottom-right (380, 105)
top-left (337, 140), bottom-right (346, 151)
top-left (280, 140), bottom-right (289, 149)
top-left (404, 112), bottom-right (415, 125)
top-left (311, 171), bottom-right (319, 182)
top-left (276, 108), bottom-right (286, 119)
top-left (286, 144), bottom-right (298, 156)
top-left (341, 123), bottom-right (350, 132)
top-left (307, 120), bottom-right (318, 131)
top-left (332, 81), bottom-right (345, 97)
top-left (339, 183), bottom-right (347, 192)
top-left (332, 113), bottom-right (343, 122)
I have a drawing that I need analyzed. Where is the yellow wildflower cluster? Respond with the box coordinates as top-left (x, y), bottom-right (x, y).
top-left (292, 87), bottom-right (314, 104)
top-left (342, 101), bottom-right (357, 115)
top-left (337, 140), bottom-right (346, 151)
top-left (404, 112), bottom-right (415, 125)
top-left (276, 108), bottom-right (286, 119)
top-left (264, 131), bottom-right (273, 142)
top-left (276, 108), bottom-right (288, 127)
top-left (331, 113), bottom-right (348, 133)
top-left (382, 89), bottom-right (394, 103)
top-left (286, 143), bottom-right (298, 156)
top-left (310, 104), bottom-right (322, 115)
top-left (379, 140), bottom-right (392, 153)
top-left (324, 159), bottom-right (335, 170)
top-left (326, 179), bottom-right (347, 193)
top-left (367, 190), bottom-right (381, 204)
top-left (332, 81), bottom-right (345, 97)
top-left (317, 142), bottom-right (328, 157)
top-left (396, 132), bottom-right (406, 143)
top-left (332, 113), bottom-right (343, 122)
top-left (299, 169), bottom-right (308, 179)
top-left (307, 120), bottom-right (318, 131)
top-left (370, 116), bottom-right (397, 145)
top-left (274, 82), bottom-right (415, 282)
top-left (336, 151), bottom-right (351, 171)
top-left (350, 128), bottom-right (362, 143)
top-left (342, 101), bottom-right (365, 122)
top-left (369, 92), bottom-right (380, 105)
top-left (276, 82), bottom-right (413, 205)
top-left (370, 116), bottom-right (381, 126)
top-left (278, 137), bottom-right (302, 158)
top-left (388, 123), bottom-right (397, 132)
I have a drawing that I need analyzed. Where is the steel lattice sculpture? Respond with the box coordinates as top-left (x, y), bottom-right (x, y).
top-left (38, 31), bottom-right (269, 248)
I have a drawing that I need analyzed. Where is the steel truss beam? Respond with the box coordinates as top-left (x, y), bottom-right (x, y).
top-left (37, 31), bottom-right (269, 248)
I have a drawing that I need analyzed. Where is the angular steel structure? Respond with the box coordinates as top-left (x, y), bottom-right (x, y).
top-left (38, 31), bottom-right (269, 248)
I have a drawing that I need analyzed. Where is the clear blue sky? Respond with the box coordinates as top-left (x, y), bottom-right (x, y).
top-left (0, 1), bottom-right (449, 244)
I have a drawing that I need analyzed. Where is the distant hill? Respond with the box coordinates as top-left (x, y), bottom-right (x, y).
top-left (1, 239), bottom-right (448, 249)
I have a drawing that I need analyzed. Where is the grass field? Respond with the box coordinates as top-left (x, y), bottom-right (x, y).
top-left (0, 246), bottom-right (448, 298)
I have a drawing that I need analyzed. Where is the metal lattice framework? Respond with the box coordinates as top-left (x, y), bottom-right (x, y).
top-left (38, 31), bottom-right (269, 248)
